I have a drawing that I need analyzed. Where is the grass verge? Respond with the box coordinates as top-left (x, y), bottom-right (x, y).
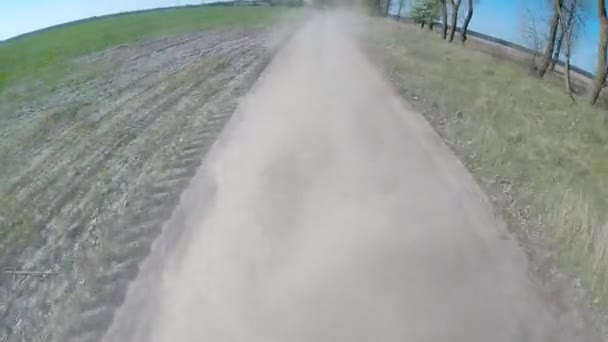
top-left (0, 6), bottom-right (297, 91)
top-left (364, 19), bottom-right (608, 310)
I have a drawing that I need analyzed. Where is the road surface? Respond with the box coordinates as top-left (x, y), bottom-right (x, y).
top-left (104, 13), bottom-right (594, 342)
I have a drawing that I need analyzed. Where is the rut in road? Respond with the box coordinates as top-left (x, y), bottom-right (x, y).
top-left (106, 12), bottom-right (596, 342)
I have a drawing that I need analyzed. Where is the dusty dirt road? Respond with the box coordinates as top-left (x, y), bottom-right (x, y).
top-left (105, 13), bottom-right (596, 342)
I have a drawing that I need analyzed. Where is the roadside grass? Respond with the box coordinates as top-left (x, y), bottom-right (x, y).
top-left (365, 20), bottom-right (608, 309)
top-left (0, 6), bottom-right (296, 92)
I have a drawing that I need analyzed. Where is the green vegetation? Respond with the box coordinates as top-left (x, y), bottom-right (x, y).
top-left (366, 21), bottom-right (608, 308)
top-left (409, 0), bottom-right (440, 27)
top-left (0, 6), bottom-right (295, 90)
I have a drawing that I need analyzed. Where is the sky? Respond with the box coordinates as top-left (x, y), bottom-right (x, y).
top-left (0, 0), bottom-right (203, 40)
top-left (0, 0), bottom-right (600, 72)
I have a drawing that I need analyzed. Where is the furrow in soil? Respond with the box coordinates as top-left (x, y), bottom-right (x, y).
top-left (0, 27), bottom-right (284, 342)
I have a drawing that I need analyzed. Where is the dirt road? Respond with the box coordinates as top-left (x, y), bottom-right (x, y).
top-left (106, 13), bottom-right (595, 342)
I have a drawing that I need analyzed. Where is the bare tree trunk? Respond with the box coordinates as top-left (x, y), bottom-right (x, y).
top-left (440, 0), bottom-right (448, 39)
top-left (460, 0), bottom-right (474, 44)
top-left (549, 28), bottom-right (564, 71)
top-left (591, 0), bottom-right (608, 105)
top-left (536, 0), bottom-right (562, 77)
top-left (428, 21), bottom-right (434, 30)
top-left (448, 0), bottom-right (462, 42)
top-left (396, 0), bottom-right (402, 18)
top-left (564, 34), bottom-right (573, 95)
top-left (421, 21), bottom-right (426, 29)
top-left (557, 0), bottom-right (576, 95)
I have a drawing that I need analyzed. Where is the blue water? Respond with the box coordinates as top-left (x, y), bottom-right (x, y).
top-left (388, 0), bottom-right (598, 73)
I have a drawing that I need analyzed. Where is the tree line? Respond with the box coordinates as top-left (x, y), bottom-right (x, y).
top-left (405, 0), bottom-right (473, 44)
top-left (392, 0), bottom-right (608, 106)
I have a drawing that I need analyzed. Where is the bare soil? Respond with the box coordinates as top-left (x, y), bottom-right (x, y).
top-left (0, 27), bottom-right (287, 342)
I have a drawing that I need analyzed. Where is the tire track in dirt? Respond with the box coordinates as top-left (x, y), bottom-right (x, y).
top-left (0, 33), bottom-right (257, 211)
top-left (4, 33), bottom-right (262, 200)
top-left (60, 57), bottom-right (274, 342)
top-left (63, 119), bottom-right (226, 341)
top-left (0, 25), bottom-right (293, 341)
top-left (41, 39), bottom-right (263, 234)
top-left (1, 34), bottom-right (264, 261)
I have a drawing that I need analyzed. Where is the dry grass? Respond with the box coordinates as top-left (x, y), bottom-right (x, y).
top-left (364, 19), bottom-right (608, 308)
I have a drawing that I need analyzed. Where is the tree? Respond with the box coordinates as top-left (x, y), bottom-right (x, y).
top-left (562, 11), bottom-right (574, 95)
top-left (396, 0), bottom-right (413, 18)
top-left (460, 0), bottom-right (474, 43)
top-left (519, 0), bottom-right (591, 99)
top-left (536, 0), bottom-right (564, 77)
top-left (520, 4), bottom-right (545, 68)
top-left (397, 0), bottom-right (404, 17)
top-left (438, 0), bottom-right (448, 39)
top-left (410, 0), bottom-right (440, 29)
top-left (590, 0), bottom-right (608, 105)
top-left (448, 0), bottom-right (462, 42)
top-left (554, 0), bottom-right (587, 96)
top-left (549, 28), bottom-right (565, 71)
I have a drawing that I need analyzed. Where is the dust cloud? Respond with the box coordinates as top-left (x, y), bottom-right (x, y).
top-left (105, 12), bottom-right (595, 342)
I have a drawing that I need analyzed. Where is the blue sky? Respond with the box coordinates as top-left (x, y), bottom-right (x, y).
top-left (0, 0), bottom-right (600, 72)
top-left (0, 0), bottom-right (202, 40)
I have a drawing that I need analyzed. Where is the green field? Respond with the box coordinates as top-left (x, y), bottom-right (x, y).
top-left (0, 6), bottom-right (295, 91)
top-left (366, 20), bottom-right (608, 309)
